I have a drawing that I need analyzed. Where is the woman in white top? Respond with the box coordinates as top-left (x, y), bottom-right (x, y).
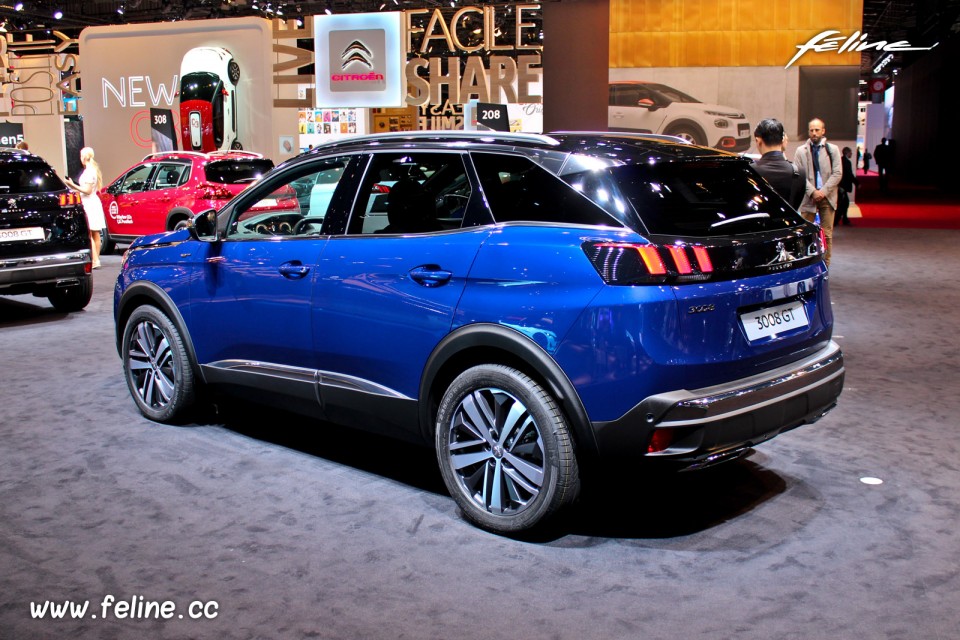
top-left (64, 146), bottom-right (106, 269)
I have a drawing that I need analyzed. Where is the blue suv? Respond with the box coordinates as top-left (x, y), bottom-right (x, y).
top-left (114, 132), bottom-right (844, 533)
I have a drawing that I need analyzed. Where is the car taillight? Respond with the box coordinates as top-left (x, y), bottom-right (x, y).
top-left (372, 183), bottom-right (391, 194)
top-left (59, 192), bottom-right (81, 206)
top-left (818, 227), bottom-right (827, 255)
top-left (198, 182), bottom-right (233, 199)
top-left (583, 241), bottom-right (714, 285)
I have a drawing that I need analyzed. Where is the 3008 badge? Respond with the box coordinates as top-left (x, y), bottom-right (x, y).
top-left (740, 300), bottom-right (809, 341)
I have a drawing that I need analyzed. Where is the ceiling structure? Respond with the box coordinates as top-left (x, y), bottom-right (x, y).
top-left (2, 0), bottom-right (956, 89)
top-left (858, 0), bottom-right (960, 88)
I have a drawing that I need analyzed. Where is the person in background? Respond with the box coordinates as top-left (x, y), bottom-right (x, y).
top-left (836, 146), bottom-right (859, 226)
top-left (874, 137), bottom-right (892, 191)
top-left (15, 140), bottom-right (28, 151)
top-left (64, 147), bottom-right (106, 269)
top-left (751, 118), bottom-right (805, 209)
top-left (794, 118), bottom-right (842, 266)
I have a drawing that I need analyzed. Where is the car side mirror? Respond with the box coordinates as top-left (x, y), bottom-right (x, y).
top-left (189, 209), bottom-right (218, 241)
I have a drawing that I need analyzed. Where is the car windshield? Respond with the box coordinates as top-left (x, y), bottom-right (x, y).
top-left (205, 159), bottom-right (274, 184)
top-left (562, 160), bottom-right (803, 237)
top-left (0, 162), bottom-right (68, 194)
top-left (181, 72), bottom-right (221, 102)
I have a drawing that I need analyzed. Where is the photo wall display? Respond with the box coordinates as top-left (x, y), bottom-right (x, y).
top-left (298, 107), bottom-right (363, 150)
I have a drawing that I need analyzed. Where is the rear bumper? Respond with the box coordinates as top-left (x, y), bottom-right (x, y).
top-left (0, 250), bottom-right (91, 293)
top-left (592, 341), bottom-right (844, 466)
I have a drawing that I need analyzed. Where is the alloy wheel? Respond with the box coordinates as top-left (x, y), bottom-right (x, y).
top-left (445, 387), bottom-right (545, 516)
top-left (127, 319), bottom-right (177, 410)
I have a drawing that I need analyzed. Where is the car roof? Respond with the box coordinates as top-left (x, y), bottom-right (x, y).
top-left (139, 150), bottom-right (266, 163)
top-left (0, 148), bottom-right (49, 165)
top-left (277, 130), bottom-right (739, 172)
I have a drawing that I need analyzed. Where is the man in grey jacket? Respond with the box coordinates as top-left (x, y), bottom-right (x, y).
top-left (794, 118), bottom-right (842, 266)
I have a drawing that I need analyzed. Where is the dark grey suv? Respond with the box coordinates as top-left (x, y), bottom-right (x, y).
top-left (0, 149), bottom-right (93, 311)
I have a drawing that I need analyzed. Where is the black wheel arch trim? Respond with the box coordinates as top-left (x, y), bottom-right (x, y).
top-left (166, 207), bottom-right (195, 230)
top-left (115, 280), bottom-right (204, 384)
top-left (419, 323), bottom-right (598, 457)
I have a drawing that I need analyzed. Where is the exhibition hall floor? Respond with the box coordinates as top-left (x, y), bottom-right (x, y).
top-left (2, 226), bottom-right (959, 640)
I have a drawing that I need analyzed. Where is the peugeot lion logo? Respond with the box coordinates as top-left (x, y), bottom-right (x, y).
top-left (341, 40), bottom-right (373, 71)
top-left (765, 241), bottom-right (798, 270)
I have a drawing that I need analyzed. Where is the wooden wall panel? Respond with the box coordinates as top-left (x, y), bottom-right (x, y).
top-left (610, 0), bottom-right (863, 68)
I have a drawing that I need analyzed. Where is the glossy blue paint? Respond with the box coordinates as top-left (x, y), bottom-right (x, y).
top-left (554, 261), bottom-right (832, 422)
top-left (311, 228), bottom-right (491, 398)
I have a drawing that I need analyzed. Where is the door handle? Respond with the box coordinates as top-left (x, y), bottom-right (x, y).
top-left (278, 261), bottom-right (310, 279)
top-left (409, 265), bottom-right (452, 287)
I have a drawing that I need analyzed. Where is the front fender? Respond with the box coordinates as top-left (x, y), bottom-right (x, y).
top-left (115, 280), bottom-right (205, 384)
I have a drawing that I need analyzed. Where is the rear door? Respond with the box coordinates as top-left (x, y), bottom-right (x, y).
top-left (311, 151), bottom-right (489, 404)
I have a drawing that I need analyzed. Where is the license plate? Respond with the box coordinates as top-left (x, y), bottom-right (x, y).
top-left (740, 299), bottom-right (809, 341)
top-left (0, 227), bottom-right (45, 243)
top-left (738, 123), bottom-right (749, 136)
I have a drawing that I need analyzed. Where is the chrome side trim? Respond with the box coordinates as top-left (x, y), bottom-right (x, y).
top-left (205, 360), bottom-right (317, 384)
top-left (204, 360), bottom-right (411, 399)
top-left (0, 250), bottom-right (90, 270)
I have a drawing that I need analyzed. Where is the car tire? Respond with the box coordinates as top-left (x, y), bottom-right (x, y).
top-left (100, 227), bottom-right (115, 255)
top-left (171, 217), bottom-right (191, 232)
top-left (122, 305), bottom-right (196, 423)
top-left (47, 275), bottom-right (93, 312)
top-left (228, 60), bottom-right (240, 84)
top-left (664, 121), bottom-right (707, 146)
top-left (435, 364), bottom-right (580, 533)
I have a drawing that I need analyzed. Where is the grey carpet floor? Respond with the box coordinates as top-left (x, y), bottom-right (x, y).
top-left (1, 226), bottom-right (958, 640)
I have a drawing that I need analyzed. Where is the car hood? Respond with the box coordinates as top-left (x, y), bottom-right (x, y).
top-left (129, 228), bottom-right (192, 249)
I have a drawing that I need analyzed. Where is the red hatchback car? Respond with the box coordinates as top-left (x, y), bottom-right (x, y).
top-left (99, 150), bottom-right (279, 253)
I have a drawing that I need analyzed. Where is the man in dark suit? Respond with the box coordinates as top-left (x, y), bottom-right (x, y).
top-left (836, 146), bottom-right (859, 225)
top-left (752, 118), bottom-right (805, 209)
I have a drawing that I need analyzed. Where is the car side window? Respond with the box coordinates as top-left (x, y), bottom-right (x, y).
top-left (119, 164), bottom-right (155, 193)
top-left (153, 163), bottom-right (188, 190)
top-left (610, 85), bottom-right (634, 107)
top-left (348, 152), bottom-right (470, 235)
top-left (226, 156), bottom-right (352, 239)
top-left (471, 152), bottom-right (620, 228)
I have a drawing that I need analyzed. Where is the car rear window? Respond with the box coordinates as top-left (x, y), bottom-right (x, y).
top-left (205, 159), bottom-right (274, 185)
top-left (564, 159), bottom-right (803, 237)
top-left (0, 162), bottom-right (67, 194)
top-left (181, 72), bottom-right (221, 102)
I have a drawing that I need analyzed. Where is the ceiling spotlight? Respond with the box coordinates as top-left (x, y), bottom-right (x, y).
top-left (14, 2), bottom-right (24, 11)
top-left (251, 1), bottom-right (258, 9)
top-left (324, 3), bottom-right (332, 14)
top-left (53, 9), bottom-right (63, 19)
top-left (117, 5), bottom-right (125, 15)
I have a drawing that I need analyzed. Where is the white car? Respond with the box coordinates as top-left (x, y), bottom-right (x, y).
top-left (608, 81), bottom-right (751, 152)
top-left (179, 47), bottom-right (242, 153)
